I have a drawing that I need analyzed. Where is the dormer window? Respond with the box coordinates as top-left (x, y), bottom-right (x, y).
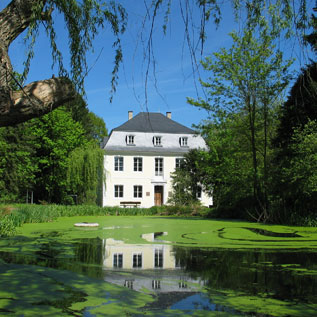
top-left (153, 136), bottom-right (162, 147)
top-left (126, 135), bottom-right (135, 146)
top-left (180, 137), bottom-right (188, 147)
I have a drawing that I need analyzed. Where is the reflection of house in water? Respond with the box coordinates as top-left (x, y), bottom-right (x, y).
top-left (103, 233), bottom-right (177, 270)
top-left (102, 234), bottom-right (203, 293)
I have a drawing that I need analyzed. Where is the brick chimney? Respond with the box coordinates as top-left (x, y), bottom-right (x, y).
top-left (166, 112), bottom-right (171, 119)
top-left (128, 111), bottom-right (133, 120)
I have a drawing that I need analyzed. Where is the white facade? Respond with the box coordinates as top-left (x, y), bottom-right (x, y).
top-left (102, 236), bottom-right (203, 292)
top-left (102, 112), bottom-right (212, 208)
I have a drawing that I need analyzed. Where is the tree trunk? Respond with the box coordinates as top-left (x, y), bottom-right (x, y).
top-left (0, 0), bottom-right (77, 127)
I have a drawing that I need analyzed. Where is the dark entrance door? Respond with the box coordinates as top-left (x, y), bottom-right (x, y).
top-left (154, 186), bottom-right (163, 206)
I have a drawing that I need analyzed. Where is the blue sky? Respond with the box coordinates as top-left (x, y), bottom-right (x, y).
top-left (1, 1), bottom-right (314, 132)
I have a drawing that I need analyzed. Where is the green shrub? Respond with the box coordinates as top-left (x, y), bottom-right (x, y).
top-left (0, 215), bottom-right (16, 237)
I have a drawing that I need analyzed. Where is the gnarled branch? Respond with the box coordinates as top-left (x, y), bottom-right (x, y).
top-left (0, 0), bottom-right (77, 126)
top-left (0, 77), bottom-right (76, 127)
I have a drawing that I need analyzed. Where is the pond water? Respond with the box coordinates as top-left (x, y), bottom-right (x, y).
top-left (1, 217), bottom-right (317, 316)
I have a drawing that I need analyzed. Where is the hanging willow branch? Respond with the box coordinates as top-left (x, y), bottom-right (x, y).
top-left (0, 0), bottom-right (127, 127)
top-left (0, 0), bottom-right (312, 127)
top-left (67, 142), bottom-right (104, 204)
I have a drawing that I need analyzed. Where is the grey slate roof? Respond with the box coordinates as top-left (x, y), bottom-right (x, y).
top-left (100, 136), bottom-right (109, 148)
top-left (113, 112), bottom-right (196, 134)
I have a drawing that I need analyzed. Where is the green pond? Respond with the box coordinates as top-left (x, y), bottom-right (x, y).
top-left (1, 216), bottom-right (317, 316)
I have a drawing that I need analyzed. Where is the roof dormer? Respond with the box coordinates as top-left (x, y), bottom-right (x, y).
top-left (153, 136), bottom-right (162, 147)
top-left (126, 134), bottom-right (135, 146)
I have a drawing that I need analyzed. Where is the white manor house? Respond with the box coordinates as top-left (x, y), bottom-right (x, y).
top-left (101, 111), bottom-right (212, 208)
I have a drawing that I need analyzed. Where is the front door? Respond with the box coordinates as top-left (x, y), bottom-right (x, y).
top-left (154, 186), bottom-right (163, 206)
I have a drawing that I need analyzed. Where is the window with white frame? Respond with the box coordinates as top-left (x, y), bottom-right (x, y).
top-left (126, 135), bottom-right (135, 145)
top-left (175, 158), bottom-right (185, 169)
top-left (113, 253), bottom-right (123, 268)
top-left (114, 156), bottom-right (123, 171)
top-left (114, 185), bottom-right (123, 198)
top-left (133, 253), bottom-right (142, 268)
top-left (133, 185), bottom-right (143, 198)
top-left (153, 136), bottom-right (162, 147)
top-left (155, 158), bottom-right (163, 176)
top-left (179, 137), bottom-right (188, 147)
top-left (154, 248), bottom-right (163, 268)
top-left (133, 157), bottom-right (143, 172)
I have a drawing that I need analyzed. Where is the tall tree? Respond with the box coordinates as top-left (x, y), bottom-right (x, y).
top-left (67, 142), bottom-right (104, 205)
top-left (188, 5), bottom-right (292, 220)
top-left (198, 114), bottom-right (256, 217)
top-left (29, 106), bottom-right (87, 203)
top-left (271, 10), bottom-right (317, 223)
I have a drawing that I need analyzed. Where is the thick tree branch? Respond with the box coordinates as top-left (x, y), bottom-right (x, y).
top-left (0, 0), bottom-right (46, 48)
top-left (0, 0), bottom-right (74, 127)
top-left (0, 77), bottom-right (76, 127)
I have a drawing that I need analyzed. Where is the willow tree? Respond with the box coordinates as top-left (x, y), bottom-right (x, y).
top-left (67, 142), bottom-right (104, 205)
top-left (0, 0), bottom-right (126, 127)
top-left (0, 0), bottom-right (312, 127)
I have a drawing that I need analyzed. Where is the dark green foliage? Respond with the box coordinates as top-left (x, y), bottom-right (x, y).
top-left (168, 150), bottom-right (207, 206)
top-left (275, 62), bottom-right (317, 150)
top-left (28, 107), bottom-right (87, 204)
top-left (0, 101), bottom-right (107, 205)
top-left (272, 62), bottom-right (317, 223)
top-left (272, 120), bottom-right (317, 223)
top-left (64, 95), bottom-right (108, 143)
top-left (0, 124), bottom-right (38, 202)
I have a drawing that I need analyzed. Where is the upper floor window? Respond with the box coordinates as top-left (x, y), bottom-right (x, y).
top-left (153, 136), bottom-right (162, 147)
top-left (155, 158), bottom-right (163, 176)
top-left (114, 156), bottom-right (123, 171)
top-left (180, 137), bottom-right (188, 147)
top-left (134, 157), bottom-right (143, 172)
top-left (114, 185), bottom-right (124, 198)
top-left (175, 158), bottom-right (185, 169)
top-left (126, 135), bottom-right (135, 146)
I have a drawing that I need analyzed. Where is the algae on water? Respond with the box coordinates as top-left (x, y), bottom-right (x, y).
top-left (1, 216), bottom-right (317, 316)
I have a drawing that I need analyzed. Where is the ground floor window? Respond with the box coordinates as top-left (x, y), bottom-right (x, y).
top-left (133, 185), bottom-right (143, 198)
top-left (154, 248), bottom-right (163, 268)
top-left (114, 185), bottom-right (123, 198)
top-left (113, 253), bottom-right (123, 268)
top-left (133, 253), bottom-right (142, 268)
